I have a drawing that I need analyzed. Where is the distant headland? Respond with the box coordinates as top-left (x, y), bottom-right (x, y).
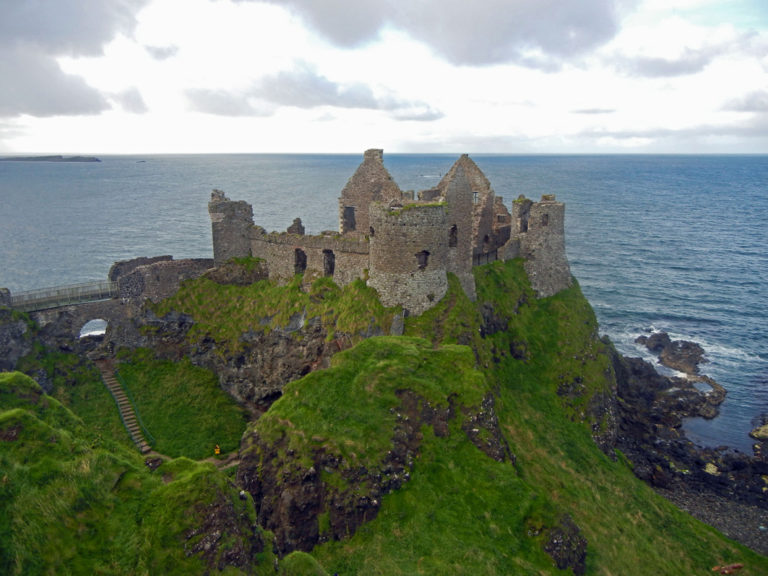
top-left (0, 155), bottom-right (101, 163)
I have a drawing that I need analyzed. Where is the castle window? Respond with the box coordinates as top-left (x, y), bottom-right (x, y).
top-left (415, 250), bottom-right (430, 270)
top-left (473, 191), bottom-right (479, 204)
top-left (483, 234), bottom-right (491, 252)
top-left (369, 226), bottom-right (375, 237)
top-left (519, 215), bottom-right (528, 233)
top-left (541, 213), bottom-right (549, 226)
top-left (323, 249), bottom-right (335, 277)
top-left (342, 206), bottom-right (356, 232)
top-left (294, 249), bottom-right (307, 275)
top-left (449, 224), bottom-right (458, 247)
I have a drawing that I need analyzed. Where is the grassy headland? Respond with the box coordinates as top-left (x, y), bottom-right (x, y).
top-left (2, 258), bottom-right (766, 574)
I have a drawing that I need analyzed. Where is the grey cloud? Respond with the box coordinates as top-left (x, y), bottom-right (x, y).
top-left (188, 64), bottom-right (442, 120)
top-left (145, 45), bottom-right (179, 60)
top-left (390, 106), bottom-right (445, 122)
top-left (723, 91), bottom-right (768, 112)
top-left (0, 0), bottom-right (149, 118)
top-left (255, 0), bottom-right (629, 67)
top-left (572, 108), bottom-right (615, 115)
top-left (111, 88), bottom-right (148, 113)
top-left (186, 89), bottom-right (275, 117)
top-left (616, 48), bottom-right (714, 77)
top-left (255, 0), bottom-right (390, 47)
top-left (579, 117), bottom-right (768, 144)
top-left (0, 48), bottom-right (109, 117)
top-left (255, 65), bottom-right (380, 108)
top-left (0, 0), bottom-right (148, 55)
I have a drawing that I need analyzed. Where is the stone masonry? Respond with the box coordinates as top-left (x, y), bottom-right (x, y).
top-left (208, 150), bottom-right (572, 315)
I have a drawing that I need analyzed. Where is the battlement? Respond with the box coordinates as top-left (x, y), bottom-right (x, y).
top-left (209, 150), bottom-right (572, 314)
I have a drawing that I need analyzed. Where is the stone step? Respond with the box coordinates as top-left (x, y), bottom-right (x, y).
top-left (97, 362), bottom-right (152, 455)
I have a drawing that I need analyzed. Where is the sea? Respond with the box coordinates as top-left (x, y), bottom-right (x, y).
top-left (1, 154), bottom-right (766, 452)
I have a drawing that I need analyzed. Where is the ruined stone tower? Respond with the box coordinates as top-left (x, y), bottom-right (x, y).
top-left (512, 194), bottom-right (572, 298)
top-left (208, 189), bottom-right (254, 266)
top-left (440, 165), bottom-right (477, 301)
top-left (368, 202), bottom-right (449, 316)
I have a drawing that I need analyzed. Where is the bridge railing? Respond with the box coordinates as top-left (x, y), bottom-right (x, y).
top-left (10, 280), bottom-right (118, 312)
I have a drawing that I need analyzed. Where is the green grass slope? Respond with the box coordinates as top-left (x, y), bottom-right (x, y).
top-left (0, 371), bottom-right (274, 576)
top-left (245, 260), bottom-right (767, 575)
top-left (116, 349), bottom-right (248, 458)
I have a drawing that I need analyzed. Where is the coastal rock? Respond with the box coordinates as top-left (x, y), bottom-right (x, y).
top-left (636, 331), bottom-right (708, 375)
top-left (750, 416), bottom-right (768, 441)
top-left (612, 349), bottom-right (768, 509)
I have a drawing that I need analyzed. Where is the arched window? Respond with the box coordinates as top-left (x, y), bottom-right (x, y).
top-left (449, 224), bottom-right (458, 247)
top-left (323, 249), bottom-right (335, 277)
top-left (415, 250), bottom-right (430, 270)
top-left (294, 249), bottom-right (307, 275)
top-left (79, 318), bottom-right (108, 338)
top-left (342, 206), bottom-right (356, 232)
top-left (541, 213), bottom-right (549, 226)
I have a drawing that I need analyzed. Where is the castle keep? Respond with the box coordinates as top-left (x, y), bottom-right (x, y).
top-left (209, 149), bottom-right (572, 315)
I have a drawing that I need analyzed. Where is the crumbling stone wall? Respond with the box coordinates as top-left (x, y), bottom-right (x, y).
top-left (209, 189), bottom-right (254, 265)
top-left (117, 258), bottom-right (214, 302)
top-left (338, 149), bottom-right (402, 238)
top-left (513, 194), bottom-right (572, 297)
top-left (436, 154), bottom-right (511, 267)
top-left (108, 255), bottom-right (173, 282)
top-left (250, 230), bottom-right (369, 287)
top-left (0, 288), bottom-right (12, 308)
top-left (440, 166), bottom-right (477, 301)
top-left (368, 203), bottom-right (449, 315)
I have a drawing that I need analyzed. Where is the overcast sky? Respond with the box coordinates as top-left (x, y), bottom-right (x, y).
top-left (1, 0), bottom-right (767, 153)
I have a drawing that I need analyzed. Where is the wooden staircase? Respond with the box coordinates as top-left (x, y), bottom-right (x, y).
top-left (94, 360), bottom-right (152, 454)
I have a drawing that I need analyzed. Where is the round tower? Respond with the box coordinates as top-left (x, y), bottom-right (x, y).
top-left (368, 202), bottom-right (448, 316)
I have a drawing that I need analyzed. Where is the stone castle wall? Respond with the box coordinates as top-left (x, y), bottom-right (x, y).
top-left (116, 258), bottom-right (214, 303)
top-left (208, 151), bottom-right (573, 313)
top-left (250, 231), bottom-right (369, 287)
top-left (368, 203), bottom-right (449, 315)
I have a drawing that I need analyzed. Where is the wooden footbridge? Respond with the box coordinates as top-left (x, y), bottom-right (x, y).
top-left (9, 280), bottom-right (118, 312)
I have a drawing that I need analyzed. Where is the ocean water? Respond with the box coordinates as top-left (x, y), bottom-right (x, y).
top-left (1, 154), bottom-right (766, 452)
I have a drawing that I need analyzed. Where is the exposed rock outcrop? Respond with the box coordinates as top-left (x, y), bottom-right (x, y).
top-left (0, 308), bottom-right (33, 371)
top-left (612, 349), bottom-right (768, 508)
top-left (237, 390), bottom-right (513, 555)
top-left (636, 331), bottom-right (707, 375)
top-left (543, 514), bottom-right (588, 576)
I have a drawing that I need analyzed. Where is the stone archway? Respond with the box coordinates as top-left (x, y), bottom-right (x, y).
top-left (79, 318), bottom-right (108, 339)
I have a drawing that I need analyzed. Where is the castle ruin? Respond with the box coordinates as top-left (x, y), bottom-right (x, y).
top-left (209, 149), bottom-right (571, 315)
